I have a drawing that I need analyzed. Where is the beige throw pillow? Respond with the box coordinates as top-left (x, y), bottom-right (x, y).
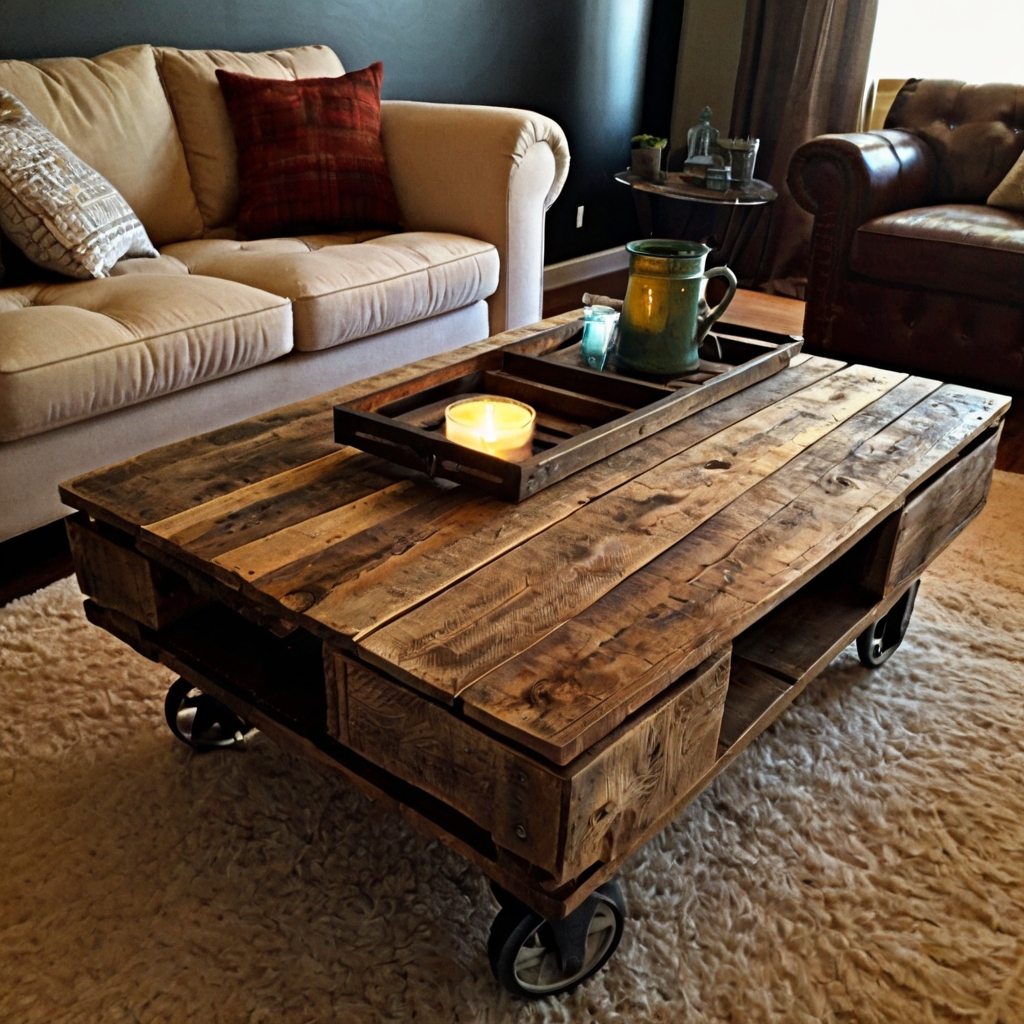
top-left (987, 148), bottom-right (1024, 212)
top-left (0, 88), bottom-right (157, 279)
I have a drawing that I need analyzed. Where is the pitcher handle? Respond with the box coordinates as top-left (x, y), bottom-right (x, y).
top-left (696, 265), bottom-right (738, 345)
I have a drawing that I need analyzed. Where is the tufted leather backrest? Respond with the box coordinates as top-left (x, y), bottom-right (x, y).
top-left (885, 80), bottom-right (1024, 203)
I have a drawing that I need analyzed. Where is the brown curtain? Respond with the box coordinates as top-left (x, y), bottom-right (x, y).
top-left (728, 0), bottom-right (878, 296)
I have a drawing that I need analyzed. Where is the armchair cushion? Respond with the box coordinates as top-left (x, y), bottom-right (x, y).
top-left (850, 204), bottom-right (1024, 305)
top-left (884, 79), bottom-right (1024, 203)
top-left (987, 147), bottom-right (1024, 212)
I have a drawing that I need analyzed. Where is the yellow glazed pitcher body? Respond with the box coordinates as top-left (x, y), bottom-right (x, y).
top-left (616, 239), bottom-right (737, 377)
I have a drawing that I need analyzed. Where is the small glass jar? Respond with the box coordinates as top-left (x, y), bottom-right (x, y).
top-left (580, 305), bottom-right (620, 371)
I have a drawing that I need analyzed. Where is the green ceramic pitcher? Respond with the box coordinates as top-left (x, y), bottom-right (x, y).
top-left (616, 239), bottom-right (738, 377)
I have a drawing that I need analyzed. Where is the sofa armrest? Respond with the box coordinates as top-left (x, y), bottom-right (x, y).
top-left (380, 101), bottom-right (570, 334)
top-left (787, 130), bottom-right (935, 346)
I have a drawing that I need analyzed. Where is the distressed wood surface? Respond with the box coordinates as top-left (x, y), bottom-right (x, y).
top-left (459, 381), bottom-right (1009, 762)
top-left (358, 364), bottom-right (908, 699)
top-left (140, 355), bottom-right (841, 639)
top-left (60, 316), bottom-right (1010, 767)
top-left (336, 647), bottom-right (729, 883)
top-left (66, 513), bottom-right (202, 630)
top-left (885, 426), bottom-right (1001, 591)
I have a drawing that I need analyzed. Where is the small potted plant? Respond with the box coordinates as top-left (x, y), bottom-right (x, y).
top-left (631, 134), bottom-right (668, 181)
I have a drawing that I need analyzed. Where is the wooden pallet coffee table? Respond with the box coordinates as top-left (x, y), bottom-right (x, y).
top-left (60, 312), bottom-right (1010, 997)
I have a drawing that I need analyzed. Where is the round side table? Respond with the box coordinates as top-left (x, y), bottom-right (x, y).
top-left (615, 170), bottom-right (777, 279)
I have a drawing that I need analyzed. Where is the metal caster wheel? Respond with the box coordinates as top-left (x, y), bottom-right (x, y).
top-left (163, 678), bottom-right (256, 750)
top-left (856, 580), bottom-right (920, 668)
top-left (487, 880), bottom-right (625, 998)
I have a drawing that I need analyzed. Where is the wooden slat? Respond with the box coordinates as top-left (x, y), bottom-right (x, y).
top-left (205, 356), bottom-right (843, 638)
top-left (885, 426), bottom-right (1001, 590)
top-left (717, 658), bottom-right (790, 750)
top-left (65, 513), bottom-right (202, 630)
top-left (143, 449), bottom-right (404, 561)
top-left (484, 370), bottom-right (632, 422)
top-left (458, 380), bottom-right (1008, 763)
top-left (209, 481), bottom-right (435, 581)
top-left (357, 364), bottom-right (906, 700)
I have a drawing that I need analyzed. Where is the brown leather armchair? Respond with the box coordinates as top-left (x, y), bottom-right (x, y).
top-left (789, 79), bottom-right (1024, 391)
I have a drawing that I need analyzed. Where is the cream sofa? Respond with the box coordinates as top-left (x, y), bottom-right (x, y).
top-left (0, 43), bottom-right (569, 541)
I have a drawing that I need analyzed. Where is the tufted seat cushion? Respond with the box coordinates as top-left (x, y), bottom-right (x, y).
top-left (850, 204), bottom-right (1024, 305)
top-left (0, 274), bottom-right (292, 442)
top-left (161, 231), bottom-right (499, 352)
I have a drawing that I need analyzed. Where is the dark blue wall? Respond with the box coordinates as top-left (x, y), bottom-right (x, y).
top-left (1, 0), bottom-right (668, 263)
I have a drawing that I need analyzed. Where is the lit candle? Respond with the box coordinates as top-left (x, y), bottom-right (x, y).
top-left (444, 396), bottom-right (536, 462)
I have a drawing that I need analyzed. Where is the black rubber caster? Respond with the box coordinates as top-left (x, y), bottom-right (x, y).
top-left (163, 678), bottom-right (256, 750)
top-left (856, 579), bottom-right (920, 668)
top-left (487, 879), bottom-right (626, 998)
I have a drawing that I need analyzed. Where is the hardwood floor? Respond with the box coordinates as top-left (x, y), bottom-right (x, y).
top-left (1, 286), bottom-right (1018, 608)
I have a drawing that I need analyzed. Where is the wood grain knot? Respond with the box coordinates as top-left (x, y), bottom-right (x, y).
top-left (704, 460), bottom-right (731, 470)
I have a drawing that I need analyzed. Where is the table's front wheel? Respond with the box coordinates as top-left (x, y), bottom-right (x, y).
top-left (163, 678), bottom-right (256, 750)
top-left (487, 880), bottom-right (625, 998)
top-left (856, 580), bottom-right (920, 668)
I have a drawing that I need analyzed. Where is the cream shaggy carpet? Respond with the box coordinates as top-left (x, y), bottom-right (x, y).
top-left (2, 472), bottom-right (1023, 1024)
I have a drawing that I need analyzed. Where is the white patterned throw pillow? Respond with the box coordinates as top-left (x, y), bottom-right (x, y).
top-left (0, 88), bottom-right (157, 279)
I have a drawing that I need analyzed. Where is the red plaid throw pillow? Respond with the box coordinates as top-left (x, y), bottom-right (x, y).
top-left (216, 62), bottom-right (402, 237)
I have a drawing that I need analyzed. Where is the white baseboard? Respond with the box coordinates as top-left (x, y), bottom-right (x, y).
top-left (544, 246), bottom-right (629, 291)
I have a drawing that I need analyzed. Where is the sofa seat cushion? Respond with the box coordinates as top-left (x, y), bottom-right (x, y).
top-left (850, 204), bottom-right (1024, 305)
top-left (0, 275), bottom-right (292, 442)
top-left (162, 231), bottom-right (499, 352)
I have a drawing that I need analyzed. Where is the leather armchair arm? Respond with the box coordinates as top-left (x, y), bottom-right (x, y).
top-left (789, 130), bottom-right (935, 224)
top-left (787, 130), bottom-right (935, 345)
top-left (380, 101), bottom-right (570, 334)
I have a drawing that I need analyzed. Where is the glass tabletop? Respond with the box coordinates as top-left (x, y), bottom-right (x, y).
top-left (615, 170), bottom-right (777, 206)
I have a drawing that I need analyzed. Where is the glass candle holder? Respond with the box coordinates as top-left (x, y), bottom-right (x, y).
top-left (581, 305), bottom-right (620, 371)
top-left (444, 396), bottom-right (536, 462)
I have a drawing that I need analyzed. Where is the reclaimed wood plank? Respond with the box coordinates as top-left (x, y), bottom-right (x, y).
top-left (357, 364), bottom-right (906, 700)
top-left (143, 449), bottom-right (402, 559)
top-left (717, 658), bottom-right (789, 750)
top-left (459, 380), bottom-right (1007, 763)
top-left (336, 646), bottom-right (729, 883)
top-left (163, 358), bottom-right (835, 630)
top-left (217, 357), bottom-right (844, 636)
top-left (340, 654), bottom-right (566, 872)
top-left (209, 481), bottom-right (435, 581)
top-left (884, 426), bottom-right (1001, 590)
top-left (65, 513), bottom-right (202, 630)
top-left (559, 647), bottom-right (729, 876)
top-left (732, 554), bottom-right (920, 685)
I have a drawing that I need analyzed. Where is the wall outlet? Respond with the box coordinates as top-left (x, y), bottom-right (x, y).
top-left (576, 205), bottom-right (585, 228)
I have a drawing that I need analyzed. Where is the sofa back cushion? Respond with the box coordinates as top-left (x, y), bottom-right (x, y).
top-left (886, 79), bottom-right (1024, 203)
top-left (155, 46), bottom-right (344, 234)
top-left (0, 45), bottom-right (204, 247)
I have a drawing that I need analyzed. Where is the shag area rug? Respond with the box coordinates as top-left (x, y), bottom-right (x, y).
top-left (2, 472), bottom-right (1023, 1024)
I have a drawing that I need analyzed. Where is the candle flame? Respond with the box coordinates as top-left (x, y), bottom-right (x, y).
top-left (482, 401), bottom-right (497, 444)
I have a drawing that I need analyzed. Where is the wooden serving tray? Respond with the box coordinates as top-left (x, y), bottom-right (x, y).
top-left (333, 317), bottom-right (802, 501)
